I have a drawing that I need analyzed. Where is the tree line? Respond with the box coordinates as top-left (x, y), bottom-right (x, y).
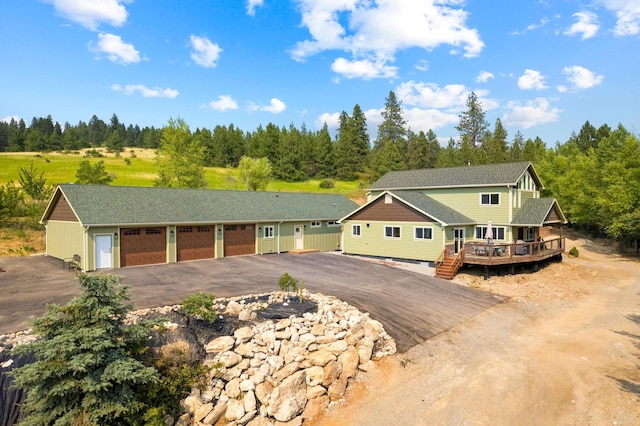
top-left (2, 91), bottom-right (639, 247)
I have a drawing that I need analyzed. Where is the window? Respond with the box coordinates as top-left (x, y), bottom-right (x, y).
top-left (311, 221), bottom-right (321, 228)
top-left (481, 193), bottom-right (500, 205)
top-left (475, 226), bottom-right (505, 241)
top-left (352, 224), bottom-right (361, 236)
top-left (327, 221), bottom-right (340, 227)
top-left (197, 226), bottom-right (211, 233)
top-left (146, 228), bottom-right (162, 235)
top-left (414, 227), bottom-right (433, 240)
top-left (384, 226), bottom-right (401, 239)
top-left (225, 225), bottom-right (237, 231)
top-left (179, 227), bottom-right (193, 233)
top-left (123, 229), bottom-right (140, 236)
top-left (264, 226), bottom-right (274, 238)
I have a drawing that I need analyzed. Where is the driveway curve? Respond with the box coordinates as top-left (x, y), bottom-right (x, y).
top-left (0, 253), bottom-right (506, 352)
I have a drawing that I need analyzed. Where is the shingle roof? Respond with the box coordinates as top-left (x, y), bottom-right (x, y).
top-left (511, 198), bottom-right (567, 226)
top-left (369, 162), bottom-right (538, 190)
top-left (390, 190), bottom-right (475, 225)
top-left (48, 185), bottom-right (358, 226)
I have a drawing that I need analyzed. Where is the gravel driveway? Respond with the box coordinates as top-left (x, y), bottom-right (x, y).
top-left (0, 253), bottom-right (506, 352)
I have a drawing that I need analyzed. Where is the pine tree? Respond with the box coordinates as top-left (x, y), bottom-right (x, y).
top-left (455, 92), bottom-right (488, 165)
top-left (10, 275), bottom-right (159, 426)
top-left (370, 91), bottom-right (407, 180)
top-left (334, 111), bottom-right (358, 180)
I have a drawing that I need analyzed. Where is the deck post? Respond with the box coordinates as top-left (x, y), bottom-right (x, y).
top-left (533, 263), bottom-right (539, 272)
top-left (484, 265), bottom-right (489, 280)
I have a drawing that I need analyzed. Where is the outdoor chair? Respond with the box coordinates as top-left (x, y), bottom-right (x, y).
top-left (64, 254), bottom-right (81, 271)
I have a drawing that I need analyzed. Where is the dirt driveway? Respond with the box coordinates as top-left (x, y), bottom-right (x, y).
top-left (319, 234), bottom-right (640, 425)
top-left (0, 252), bottom-right (505, 352)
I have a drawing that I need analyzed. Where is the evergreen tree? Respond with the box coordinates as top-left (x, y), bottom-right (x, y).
top-left (351, 104), bottom-right (370, 172)
top-left (370, 91), bottom-right (407, 179)
top-left (274, 124), bottom-right (305, 181)
top-left (334, 111), bottom-right (358, 180)
top-left (10, 274), bottom-right (159, 426)
top-left (405, 130), bottom-right (430, 170)
top-left (436, 138), bottom-right (459, 167)
top-left (314, 123), bottom-right (335, 178)
top-left (509, 131), bottom-right (525, 161)
top-left (484, 118), bottom-right (509, 163)
top-left (424, 129), bottom-right (441, 168)
top-left (455, 92), bottom-right (488, 165)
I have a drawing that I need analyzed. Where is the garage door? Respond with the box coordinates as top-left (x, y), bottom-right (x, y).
top-left (120, 227), bottom-right (166, 267)
top-left (223, 224), bottom-right (255, 257)
top-left (177, 226), bottom-right (215, 261)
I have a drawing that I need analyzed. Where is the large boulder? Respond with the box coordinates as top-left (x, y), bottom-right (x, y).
top-left (267, 370), bottom-right (308, 422)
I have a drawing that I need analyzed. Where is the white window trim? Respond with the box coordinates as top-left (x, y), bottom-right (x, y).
top-left (264, 226), bottom-right (275, 239)
top-left (326, 221), bottom-right (340, 227)
top-left (480, 192), bottom-right (500, 206)
top-left (414, 226), bottom-right (433, 240)
top-left (352, 224), bottom-right (361, 237)
top-left (384, 225), bottom-right (401, 239)
top-left (310, 221), bottom-right (321, 228)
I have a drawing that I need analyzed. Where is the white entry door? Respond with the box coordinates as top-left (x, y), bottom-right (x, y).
top-left (294, 226), bottom-right (303, 250)
top-left (96, 235), bottom-right (113, 269)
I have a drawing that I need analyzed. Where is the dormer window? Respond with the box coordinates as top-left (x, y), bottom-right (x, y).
top-left (481, 193), bottom-right (500, 205)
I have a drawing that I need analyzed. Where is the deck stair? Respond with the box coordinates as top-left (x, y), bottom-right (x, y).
top-left (435, 248), bottom-right (464, 280)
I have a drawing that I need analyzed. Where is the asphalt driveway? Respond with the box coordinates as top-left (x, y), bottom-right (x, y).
top-left (0, 253), bottom-right (507, 352)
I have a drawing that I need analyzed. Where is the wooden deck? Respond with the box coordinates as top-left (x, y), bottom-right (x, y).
top-left (462, 237), bottom-right (565, 267)
top-left (435, 236), bottom-right (565, 280)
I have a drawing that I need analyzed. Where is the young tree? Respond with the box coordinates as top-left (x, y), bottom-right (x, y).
top-left (10, 274), bottom-right (159, 426)
top-left (18, 162), bottom-right (48, 202)
top-left (237, 156), bottom-right (272, 191)
top-left (155, 117), bottom-right (206, 188)
top-left (75, 160), bottom-right (113, 185)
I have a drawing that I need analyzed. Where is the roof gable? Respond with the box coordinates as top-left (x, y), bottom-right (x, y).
top-left (341, 190), bottom-right (475, 226)
top-left (511, 198), bottom-right (567, 226)
top-left (369, 162), bottom-right (541, 191)
top-left (43, 185), bottom-right (359, 226)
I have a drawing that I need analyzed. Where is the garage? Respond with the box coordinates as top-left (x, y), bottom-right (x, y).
top-left (120, 227), bottom-right (167, 267)
top-left (177, 226), bottom-right (215, 261)
top-left (223, 224), bottom-right (255, 256)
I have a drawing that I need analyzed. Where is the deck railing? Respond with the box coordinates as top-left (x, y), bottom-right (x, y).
top-left (461, 236), bottom-right (565, 266)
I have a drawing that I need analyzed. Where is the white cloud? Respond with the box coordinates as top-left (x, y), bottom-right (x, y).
top-left (290, 0), bottom-right (483, 79)
top-left (476, 71), bottom-right (494, 83)
top-left (517, 69), bottom-right (547, 90)
top-left (315, 112), bottom-right (340, 130)
top-left (46, 0), bottom-right (130, 30)
top-left (189, 35), bottom-right (222, 68)
top-left (415, 60), bottom-right (429, 72)
top-left (599, 0), bottom-right (640, 36)
top-left (396, 81), bottom-right (469, 109)
top-left (246, 0), bottom-right (264, 16)
top-left (207, 95), bottom-right (239, 111)
top-left (502, 98), bottom-right (561, 129)
top-left (563, 65), bottom-right (604, 89)
top-left (112, 84), bottom-right (178, 98)
top-left (249, 98), bottom-right (287, 114)
top-left (331, 57), bottom-right (398, 79)
top-left (564, 11), bottom-right (599, 39)
top-left (90, 32), bottom-right (140, 65)
top-left (404, 107), bottom-right (460, 133)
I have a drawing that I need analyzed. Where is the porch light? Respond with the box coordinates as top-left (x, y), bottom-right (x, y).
top-left (170, 230), bottom-right (175, 237)
top-left (114, 232), bottom-right (118, 239)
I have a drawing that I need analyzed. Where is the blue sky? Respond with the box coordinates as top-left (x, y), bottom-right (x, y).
top-left (1, 0), bottom-right (639, 146)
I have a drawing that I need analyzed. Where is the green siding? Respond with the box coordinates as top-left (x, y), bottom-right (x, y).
top-left (342, 220), bottom-right (445, 262)
top-left (46, 221), bottom-right (85, 268)
top-left (425, 187), bottom-right (511, 225)
top-left (256, 221), bottom-right (342, 254)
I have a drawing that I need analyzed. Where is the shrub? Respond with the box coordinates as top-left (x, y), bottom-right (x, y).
top-left (9, 274), bottom-right (159, 426)
top-left (569, 246), bottom-right (579, 257)
top-left (319, 179), bottom-right (335, 189)
top-left (278, 272), bottom-right (299, 294)
top-left (181, 291), bottom-right (217, 323)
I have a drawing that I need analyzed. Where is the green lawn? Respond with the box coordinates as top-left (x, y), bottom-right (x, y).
top-left (0, 150), bottom-right (366, 199)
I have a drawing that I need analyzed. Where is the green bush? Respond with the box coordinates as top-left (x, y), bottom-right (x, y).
top-left (569, 246), bottom-right (579, 257)
top-left (319, 178), bottom-right (335, 189)
top-left (181, 291), bottom-right (217, 323)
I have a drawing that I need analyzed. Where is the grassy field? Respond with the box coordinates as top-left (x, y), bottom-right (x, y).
top-left (0, 148), bottom-right (367, 199)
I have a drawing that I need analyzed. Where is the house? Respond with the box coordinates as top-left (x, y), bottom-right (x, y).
top-left (41, 185), bottom-right (358, 271)
top-left (339, 162), bottom-right (567, 279)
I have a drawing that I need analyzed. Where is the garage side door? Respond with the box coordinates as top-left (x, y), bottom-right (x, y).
top-left (120, 227), bottom-right (166, 267)
top-left (223, 224), bottom-right (255, 257)
top-left (177, 226), bottom-right (215, 261)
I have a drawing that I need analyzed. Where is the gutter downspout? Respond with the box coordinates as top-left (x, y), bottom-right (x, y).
top-left (83, 225), bottom-right (89, 272)
top-left (277, 221), bottom-right (283, 253)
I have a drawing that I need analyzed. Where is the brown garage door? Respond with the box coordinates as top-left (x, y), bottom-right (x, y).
top-left (120, 227), bottom-right (166, 267)
top-left (177, 226), bottom-right (215, 261)
top-left (223, 224), bottom-right (255, 257)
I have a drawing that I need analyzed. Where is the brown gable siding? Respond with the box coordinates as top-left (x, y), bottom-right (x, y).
top-left (350, 195), bottom-right (435, 222)
top-left (47, 194), bottom-right (78, 222)
top-left (545, 207), bottom-right (561, 223)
